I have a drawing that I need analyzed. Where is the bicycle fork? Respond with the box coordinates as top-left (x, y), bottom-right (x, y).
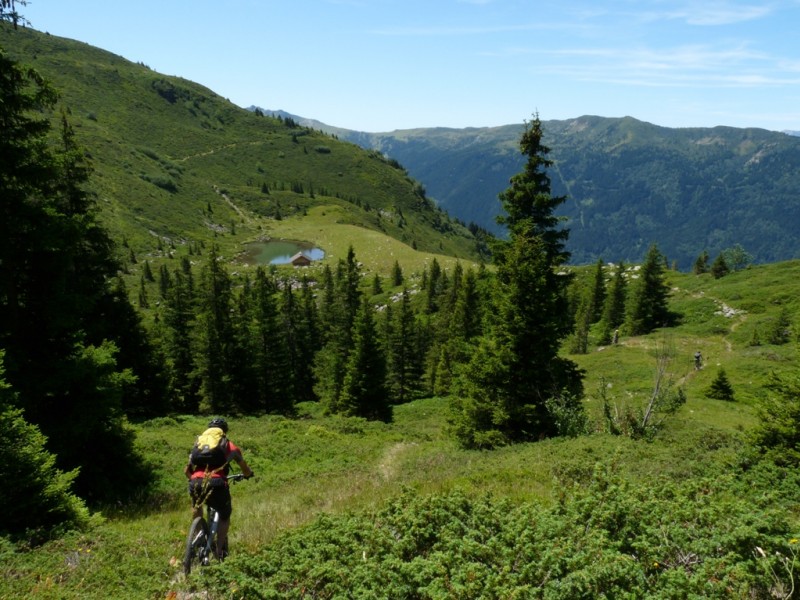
top-left (203, 509), bottom-right (220, 565)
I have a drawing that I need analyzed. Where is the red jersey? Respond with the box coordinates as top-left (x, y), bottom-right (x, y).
top-left (188, 440), bottom-right (243, 480)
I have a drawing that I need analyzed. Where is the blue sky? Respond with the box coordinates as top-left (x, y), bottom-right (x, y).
top-left (22, 0), bottom-right (800, 132)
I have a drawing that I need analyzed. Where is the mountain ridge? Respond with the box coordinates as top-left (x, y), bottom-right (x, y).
top-left (253, 107), bottom-right (800, 269)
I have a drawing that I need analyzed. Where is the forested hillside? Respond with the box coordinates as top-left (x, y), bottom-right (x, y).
top-left (0, 24), bottom-right (484, 263)
top-left (270, 110), bottom-right (800, 270)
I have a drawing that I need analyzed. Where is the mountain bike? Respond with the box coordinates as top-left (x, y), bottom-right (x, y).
top-left (182, 473), bottom-right (246, 575)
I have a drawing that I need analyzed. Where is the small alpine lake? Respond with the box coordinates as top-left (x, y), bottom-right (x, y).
top-left (241, 239), bottom-right (325, 265)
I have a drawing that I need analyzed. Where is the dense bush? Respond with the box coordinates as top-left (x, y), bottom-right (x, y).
top-left (0, 357), bottom-right (91, 541)
top-left (0, 407), bottom-right (92, 541)
top-left (205, 463), bottom-right (792, 599)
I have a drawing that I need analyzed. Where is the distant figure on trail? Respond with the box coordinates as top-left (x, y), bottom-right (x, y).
top-left (694, 351), bottom-right (702, 370)
top-left (612, 329), bottom-right (619, 345)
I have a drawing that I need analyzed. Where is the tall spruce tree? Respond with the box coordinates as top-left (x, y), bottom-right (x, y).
top-left (340, 297), bottom-right (391, 422)
top-left (247, 268), bottom-right (290, 412)
top-left (294, 275), bottom-right (321, 402)
top-left (452, 115), bottom-right (584, 448)
top-left (228, 276), bottom-right (261, 413)
top-left (433, 267), bottom-right (482, 396)
top-left (195, 245), bottom-right (235, 412)
top-left (314, 246), bottom-right (362, 414)
top-left (162, 268), bottom-right (199, 412)
top-left (0, 46), bottom-right (155, 502)
top-left (386, 288), bottom-right (421, 404)
top-left (279, 277), bottom-right (317, 409)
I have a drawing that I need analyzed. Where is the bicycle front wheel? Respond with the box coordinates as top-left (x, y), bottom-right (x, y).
top-left (183, 516), bottom-right (208, 575)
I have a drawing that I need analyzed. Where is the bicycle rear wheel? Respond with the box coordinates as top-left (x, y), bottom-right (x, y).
top-left (183, 516), bottom-right (208, 575)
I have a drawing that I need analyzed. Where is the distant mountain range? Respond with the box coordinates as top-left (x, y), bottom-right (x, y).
top-left (254, 108), bottom-right (800, 270)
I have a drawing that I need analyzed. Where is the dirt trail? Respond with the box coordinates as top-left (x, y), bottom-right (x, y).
top-left (378, 442), bottom-right (416, 481)
top-left (212, 185), bottom-right (256, 228)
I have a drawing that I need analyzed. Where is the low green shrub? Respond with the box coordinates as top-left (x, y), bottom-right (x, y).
top-left (203, 462), bottom-right (793, 599)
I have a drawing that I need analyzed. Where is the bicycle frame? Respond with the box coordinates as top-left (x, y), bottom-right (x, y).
top-left (183, 472), bottom-right (246, 574)
top-left (202, 506), bottom-right (221, 564)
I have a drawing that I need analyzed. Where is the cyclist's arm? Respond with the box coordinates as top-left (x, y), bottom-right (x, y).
top-left (226, 442), bottom-right (254, 478)
top-left (233, 454), bottom-right (254, 478)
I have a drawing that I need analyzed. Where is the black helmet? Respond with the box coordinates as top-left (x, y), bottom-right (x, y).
top-left (208, 417), bottom-right (228, 433)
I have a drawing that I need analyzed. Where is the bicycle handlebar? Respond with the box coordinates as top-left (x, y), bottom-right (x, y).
top-left (226, 473), bottom-right (252, 482)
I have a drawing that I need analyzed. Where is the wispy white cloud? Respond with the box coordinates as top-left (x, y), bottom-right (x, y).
top-left (531, 42), bottom-right (800, 88)
top-left (370, 22), bottom-right (589, 36)
top-left (683, 4), bottom-right (774, 25)
top-left (637, 3), bottom-right (774, 26)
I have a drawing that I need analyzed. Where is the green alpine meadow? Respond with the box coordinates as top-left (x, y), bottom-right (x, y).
top-left (4, 13), bottom-right (800, 599)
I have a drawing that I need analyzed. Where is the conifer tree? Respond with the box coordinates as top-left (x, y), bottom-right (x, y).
top-left (624, 244), bottom-right (671, 336)
top-left (158, 263), bottom-right (171, 299)
top-left (598, 261), bottom-right (627, 344)
top-left (452, 267), bottom-right (482, 342)
top-left (162, 269), bottom-right (199, 412)
top-left (767, 308), bottom-right (792, 345)
top-left (425, 258), bottom-right (443, 313)
top-left (434, 267), bottom-right (482, 395)
top-left (602, 262), bottom-right (627, 330)
top-left (391, 260), bottom-right (404, 286)
top-left (751, 372), bottom-right (800, 465)
top-left (0, 352), bottom-right (90, 538)
top-left (340, 297), bottom-right (391, 422)
top-left (0, 48), bottom-right (155, 502)
top-left (314, 247), bottom-right (362, 413)
top-left (693, 250), bottom-right (710, 274)
top-left (318, 263), bottom-right (336, 336)
top-left (244, 269), bottom-right (282, 411)
top-left (195, 245), bottom-right (235, 412)
top-left (285, 275), bottom-right (321, 403)
top-left (589, 258), bottom-right (606, 323)
top-left (568, 294), bottom-right (591, 354)
top-left (386, 289), bottom-right (421, 404)
top-left (138, 275), bottom-right (149, 308)
top-left (372, 273), bottom-right (383, 295)
top-left (705, 368), bottom-right (735, 402)
top-left (143, 260), bottom-right (155, 282)
top-left (452, 115), bottom-right (584, 447)
top-left (228, 276), bottom-right (261, 413)
top-left (711, 253), bottom-right (730, 279)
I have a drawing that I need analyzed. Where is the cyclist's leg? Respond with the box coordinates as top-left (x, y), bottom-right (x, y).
top-left (206, 486), bottom-right (233, 559)
top-left (217, 518), bottom-right (230, 558)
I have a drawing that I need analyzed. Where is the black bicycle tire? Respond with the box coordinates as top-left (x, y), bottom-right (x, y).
top-left (183, 516), bottom-right (208, 575)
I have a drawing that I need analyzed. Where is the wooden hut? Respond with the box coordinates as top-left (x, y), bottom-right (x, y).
top-left (290, 252), bottom-right (312, 267)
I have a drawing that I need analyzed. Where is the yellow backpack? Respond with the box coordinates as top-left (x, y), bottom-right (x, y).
top-left (190, 427), bottom-right (229, 469)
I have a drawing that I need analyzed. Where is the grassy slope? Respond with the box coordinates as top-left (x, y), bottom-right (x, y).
top-left (0, 24), bottom-right (482, 279)
top-left (3, 260), bottom-right (799, 598)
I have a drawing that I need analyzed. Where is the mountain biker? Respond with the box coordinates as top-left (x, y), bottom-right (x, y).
top-left (184, 417), bottom-right (254, 559)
